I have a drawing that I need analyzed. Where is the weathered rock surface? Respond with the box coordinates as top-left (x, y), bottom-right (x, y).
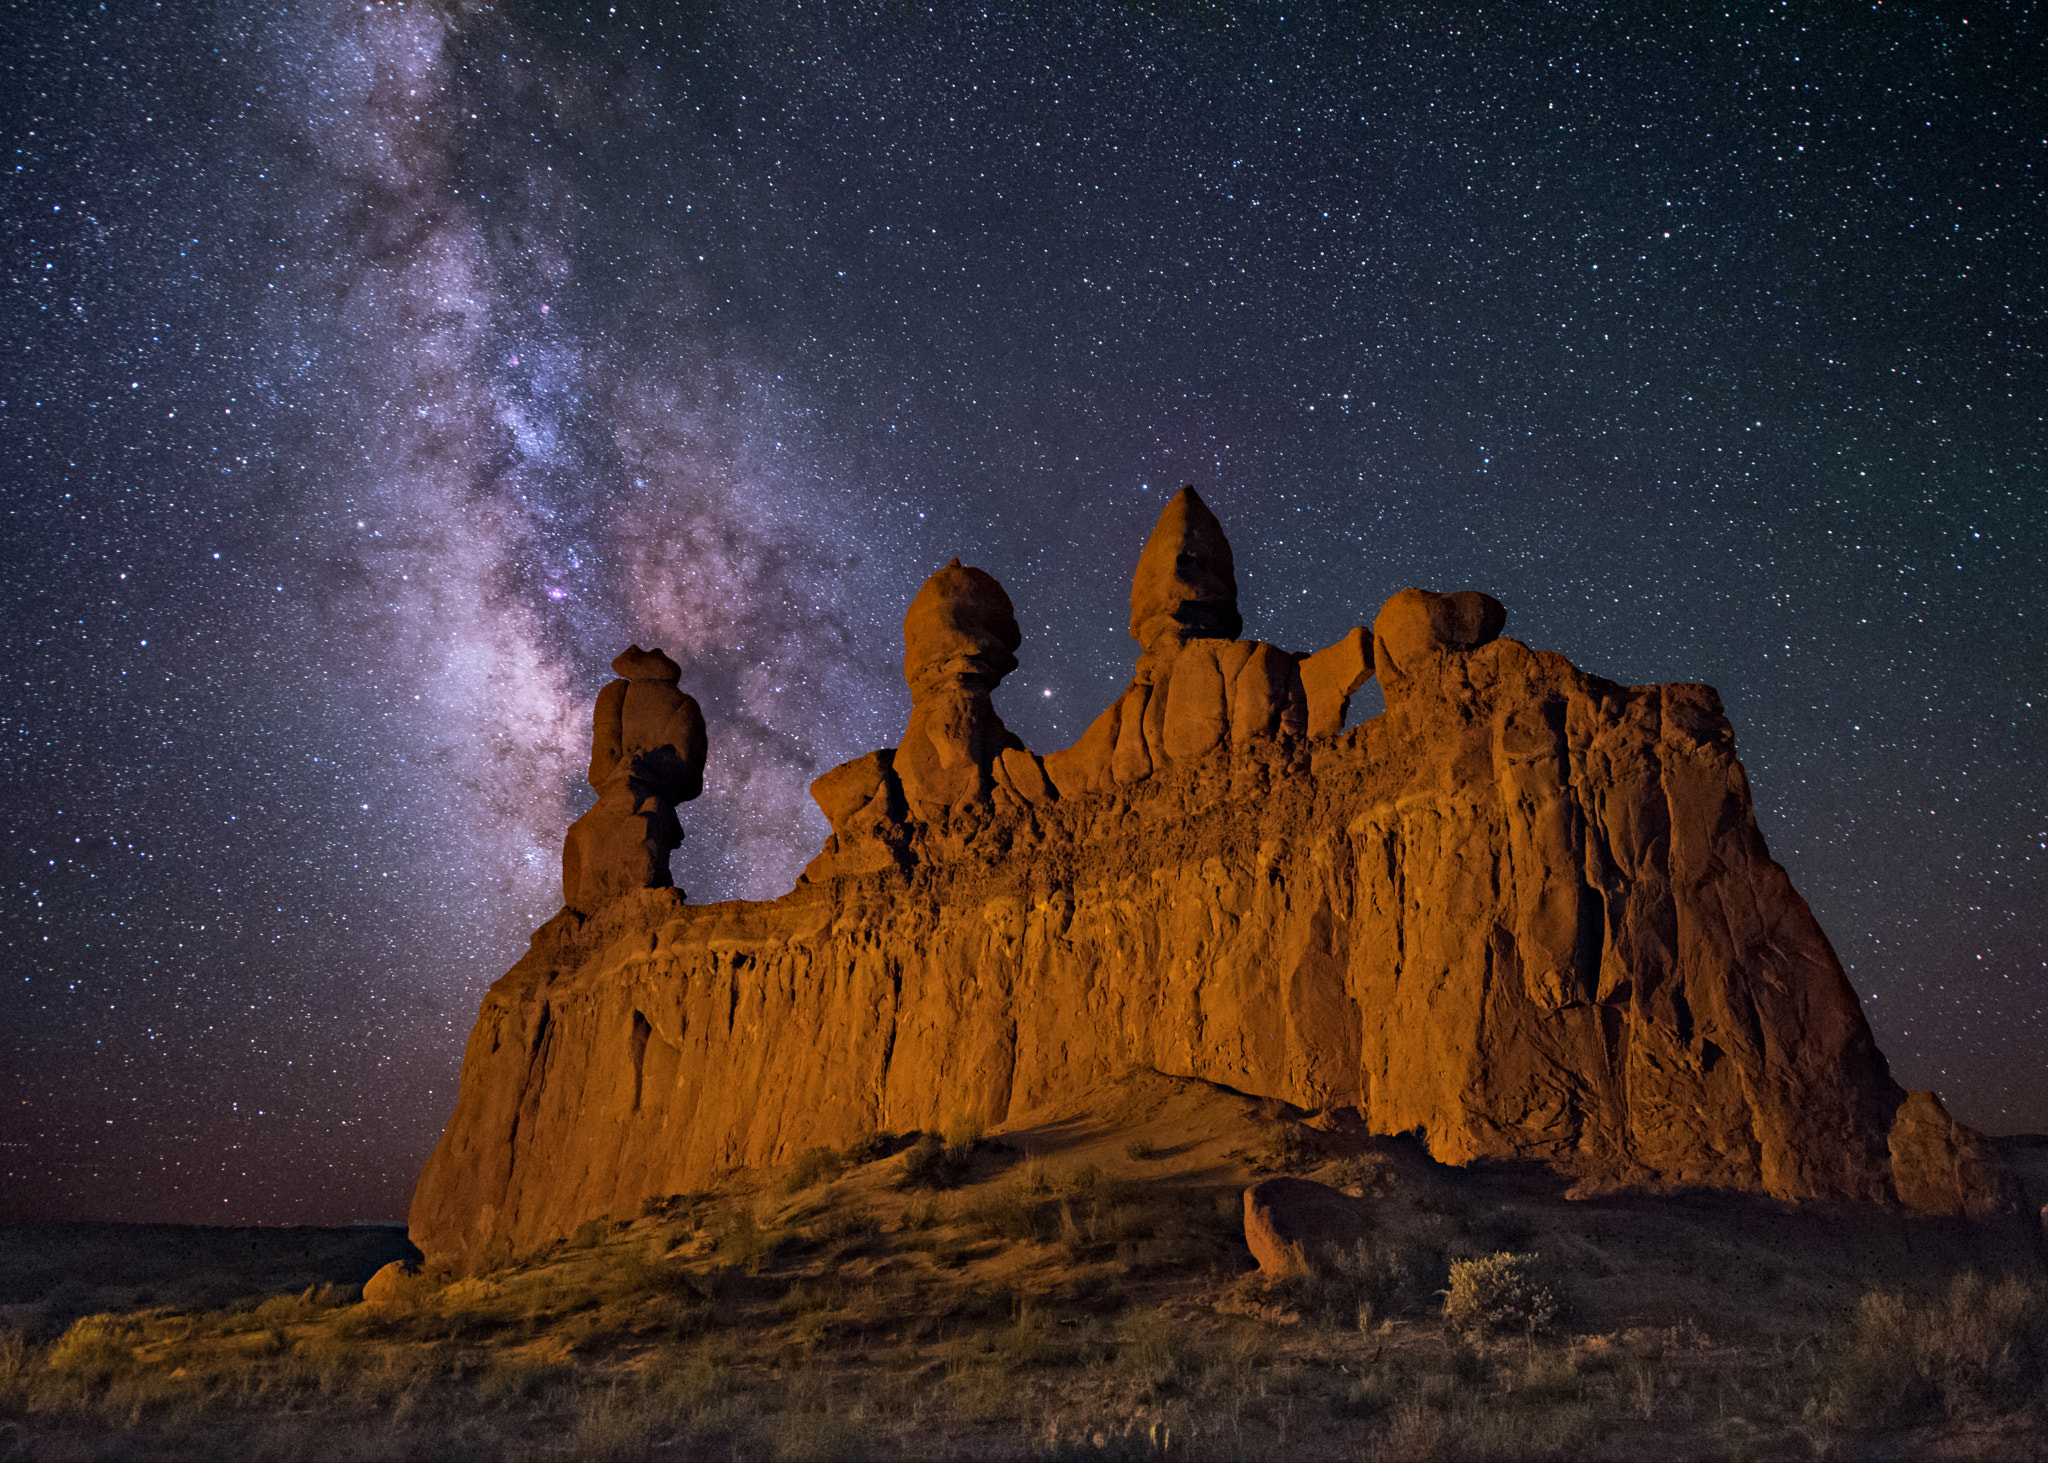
top-left (560, 647), bottom-right (707, 913)
top-left (1887, 1090), bottom-right (2023, 1218)
top-left (1299, 627), bottom-right (1373, 740)
top-left (1128, 485), bottom-right (1242, 654)
top-left (410, 492), bottom-right (2012, 1272)
top-left (1044, 487), bottom-right (1312, 797)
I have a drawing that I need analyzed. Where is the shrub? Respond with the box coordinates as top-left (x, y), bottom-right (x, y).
top-left (1442, 1251), bottom-right (1558, 1339)
top-left (46, 1314), bottom-right (138, 1385)
top-left (1821, 1271), bottom-right (2048, 1427)
top-left (963, 1185), bottom-right (1059, 1245)
top-left (900, 1132), bottom-right (973, 1190)
top-left (0, 1330), bottom-right (29, 1396)
top-left (1285, 1235), bottom-right (1440, 1325)
top-left (712, 1210), bottom-right (772, 1273)
top-left (1325, 1153), bottom-right (1391, 1196)
top-left (573, 1378), bottom-right (664, 1460)
top-left (944, 1112), bottom-right (986, 1159)
top-left (1116, 1310), bottom-right (1190, 1394)
top-left (782, 1146), bottom-right (841, 1194)
top-left (808, 1202), bottom-right (881, 1248)
top-left (1125, 1139), bottom-right (1160, 1161)
top-left (842, 1130), bottom-right (894, 1165)
top-left (1259, 1121), bottom-right (1313, 1173)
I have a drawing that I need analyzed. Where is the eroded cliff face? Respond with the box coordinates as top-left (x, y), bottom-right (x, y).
top-left (410, 489), bottom-right (2005, 1271)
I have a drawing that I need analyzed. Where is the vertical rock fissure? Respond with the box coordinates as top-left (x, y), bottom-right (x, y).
top-left (630, 1010), bottom-right (652, 1113)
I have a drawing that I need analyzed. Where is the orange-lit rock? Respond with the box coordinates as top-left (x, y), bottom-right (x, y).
top-left (410, 493), bottom-right (2013, 1272)
top-left (894, 558), bottom-right (1029, 820)
top-left (1886, 1089), bottom-right (2022, 1218)
top-left (1044, 486), bottom-right (1309, 797)
top-left (1299, 627), bottom-right (1373, 740)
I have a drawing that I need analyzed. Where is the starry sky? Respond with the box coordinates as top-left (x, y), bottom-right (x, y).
top-left (3, 1), bottom-right (2041, 1225)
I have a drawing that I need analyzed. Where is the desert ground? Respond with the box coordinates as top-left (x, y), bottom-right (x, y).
top-left (3, 1071), bottom-right (2044, 1461)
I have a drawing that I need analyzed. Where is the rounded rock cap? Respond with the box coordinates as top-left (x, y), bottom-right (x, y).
top-left (611, 645), bottom-right (683, 682)
top-left (903, 558), bottom-right (1021, 696)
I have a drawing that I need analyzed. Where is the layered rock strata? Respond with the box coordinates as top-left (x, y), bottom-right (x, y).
top-left (411, 488), bottom-right (2005, 1271)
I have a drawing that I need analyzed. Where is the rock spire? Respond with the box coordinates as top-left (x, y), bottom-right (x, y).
top-left (893, 559), bottom-right (1027, 818)
top-left (1128, 485), bottom-right (1242, 657)
top-left (559, 646), bottom-right (706, 913)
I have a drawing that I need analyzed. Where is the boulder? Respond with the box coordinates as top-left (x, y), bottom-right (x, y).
top-left (361, 1259), bottom-right (423, 1309)
top-left (902, 558), bottom-right (1020, 699)
top-left (1243, 1178), bottom-right (1372, 1279)
top-left (1372, 587), bottom-right (1506, 705)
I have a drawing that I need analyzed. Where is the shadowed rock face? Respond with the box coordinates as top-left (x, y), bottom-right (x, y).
top-left (411, 493), bottom-right (2011, 1271)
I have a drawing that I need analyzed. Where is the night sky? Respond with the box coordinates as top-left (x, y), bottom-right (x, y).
top-left (3, 1), bottom-right (2041, 1226)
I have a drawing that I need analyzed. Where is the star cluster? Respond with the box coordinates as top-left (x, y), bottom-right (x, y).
top-left (2, 1), bottom-right (2041, 1223)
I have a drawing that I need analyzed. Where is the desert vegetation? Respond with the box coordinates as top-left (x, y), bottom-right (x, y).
top-left (2, 1093), bottom-right (2044, 1461)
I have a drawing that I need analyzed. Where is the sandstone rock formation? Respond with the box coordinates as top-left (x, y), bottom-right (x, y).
top-left (362, 1258), bottom-right (422, 1308)
top-left (1887, 1090), bottom-right (2023, 1218)
top-left (410, 491), bottom-right (2012, 1272)
top-left (560, 647), bottom-right (706, 914)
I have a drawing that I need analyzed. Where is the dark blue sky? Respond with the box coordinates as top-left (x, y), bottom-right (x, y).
top-left (3, 0), bottom-right (2041, 1223)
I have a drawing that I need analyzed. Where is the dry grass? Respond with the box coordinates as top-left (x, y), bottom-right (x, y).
top-left (3, 1094), bottom-right (2043, 1461)
top-left (1816, 1271), bottom-right (2048, 1432)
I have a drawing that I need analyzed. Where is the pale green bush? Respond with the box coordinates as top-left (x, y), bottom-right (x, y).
top-left (1441, 1251), bottom-right (1557, 1339)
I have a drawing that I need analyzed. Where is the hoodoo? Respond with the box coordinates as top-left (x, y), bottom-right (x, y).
top-left (411, 487), bottom-right (2010, 1271)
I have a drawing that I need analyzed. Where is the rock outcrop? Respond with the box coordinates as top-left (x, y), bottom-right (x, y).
top-left (410, 487), bottom-right (2011, 1271)
top-left (892, 558), bottom-right (1038, 821)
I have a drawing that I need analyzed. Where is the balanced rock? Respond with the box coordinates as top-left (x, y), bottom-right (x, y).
top-left (806, 562), bottom-right (1057, 879)
top-left (560, 646), bottom-right (707, 913)
top-left (410, 497), bottom-right (2016, 1273)
top-left (1372, 587), bottom-right (1507, 706)
top-left (1046, 489), bottom-right (1312, 796)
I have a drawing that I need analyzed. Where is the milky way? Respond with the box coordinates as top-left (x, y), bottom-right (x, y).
top-left (3, 1), bottom-right (2041, 1223)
